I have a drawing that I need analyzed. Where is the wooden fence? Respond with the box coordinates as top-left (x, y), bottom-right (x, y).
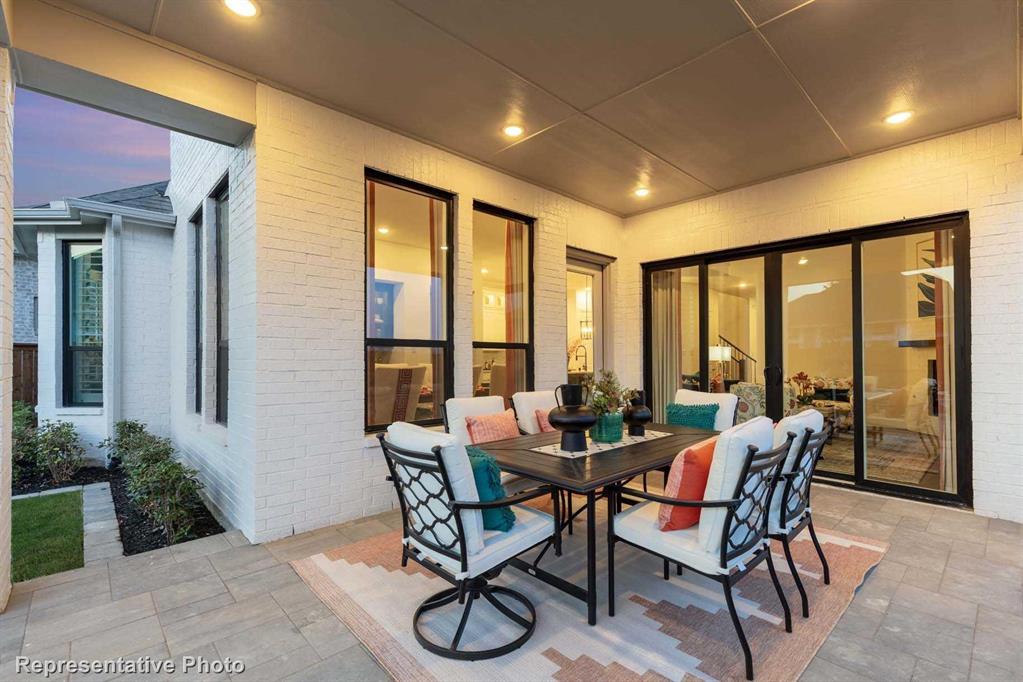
top-left (13, 343), bottom-right (37, 405)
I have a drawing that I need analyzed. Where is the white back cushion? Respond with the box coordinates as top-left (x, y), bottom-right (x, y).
top-left (445, 396), bottom-right (505, 445)
top-left (674, 388), bottom-right (739, 431)
top-left (770, 409), bottom-right (824, 526)
top-left (386, 422), bottom-right (485, 555)
top-left (699, 416), bottom-right (774, 554)
top-left (511, 391), bottom-right (558, 434)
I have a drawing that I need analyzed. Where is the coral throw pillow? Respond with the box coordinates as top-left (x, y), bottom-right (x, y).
top-left (658, 437), bottom-right (718, 531)
top-left (535, 409), bottom-right (556, 433)
top-left (465, 409), bottom-right (520, 444)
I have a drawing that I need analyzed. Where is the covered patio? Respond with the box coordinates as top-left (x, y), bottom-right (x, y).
top-left (0, 0), bottom-right (1020, 679)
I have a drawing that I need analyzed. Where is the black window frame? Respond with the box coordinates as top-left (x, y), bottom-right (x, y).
top-left (471, 200), bottom-right (535, 401)
top-left (364, 168), bottom-right (455, 432)
top-left (213, 180), bottom-right (229, 425)
top-left (62, 239), bottom-right (104, 408)
top-left (640, 211), bottom-right (972, 508)
top-left (190, 207), bottom-right (203, 415)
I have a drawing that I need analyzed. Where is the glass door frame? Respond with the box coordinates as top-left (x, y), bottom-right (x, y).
top-left (567, 246), bottom-right (616, 381)
top-left (641, 211), bottom-right (972, 508)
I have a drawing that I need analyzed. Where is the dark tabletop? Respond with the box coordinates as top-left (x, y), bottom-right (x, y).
top-left (484, 423), bottom-right (715, 493)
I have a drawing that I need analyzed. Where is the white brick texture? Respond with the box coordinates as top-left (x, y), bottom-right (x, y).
top-left (0, 48), bottom-right (14, 608)
top-left (622, 120), bottom-right (1023, 521)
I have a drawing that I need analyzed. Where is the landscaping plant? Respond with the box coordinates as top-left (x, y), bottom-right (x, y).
top-left (583, 369), bottom-right (637, 417)
top-left (98, 419), bottom-right (148, 465)
top-left (35, 420), bottom-right (85, 484)
top-left (12, 401), bottom-right (38, 483)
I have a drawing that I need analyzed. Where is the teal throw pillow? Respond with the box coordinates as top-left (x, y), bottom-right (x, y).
top-left (465, 446), bottom-right (516, 532)
top-left (665, 403), bottom-right (720, 430)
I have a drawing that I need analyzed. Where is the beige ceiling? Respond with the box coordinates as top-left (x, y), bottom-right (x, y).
top-left (65, 0), bottom-right (1020, 216)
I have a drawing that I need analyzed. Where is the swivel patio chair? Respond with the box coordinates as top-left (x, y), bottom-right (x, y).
top-left (768, 409), bottom-right (831, 618)
top-left (607, 416), bottom-right (793, 681)
top-left (380, 422), bottom-right (560, 660)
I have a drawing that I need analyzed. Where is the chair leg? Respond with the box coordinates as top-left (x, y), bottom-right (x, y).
top-left (567, 492), bottom-right (573, 535)
top-left (607, 490), bottom-right (616, 617)
top-left (780, 537), bottom-right (809, 618)
top-left (722, 580), bottom-right (754, 681)
top-left (643, 472), bottom-right (649, 492)
top-left (766, 550), bottom-right (792, 632)
top-left (676, 562), bottom-right (683, 576)
top-left (807, 518), bottom-right (831, 585)
top-left (663, 558), bottom-right (670, 580)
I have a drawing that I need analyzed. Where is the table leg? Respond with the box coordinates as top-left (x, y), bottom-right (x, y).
top-left (586, 490), bottom-right (597, 626)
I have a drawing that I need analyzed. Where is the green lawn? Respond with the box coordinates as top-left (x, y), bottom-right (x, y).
top-left (12, 491), bottom-right (84, 582)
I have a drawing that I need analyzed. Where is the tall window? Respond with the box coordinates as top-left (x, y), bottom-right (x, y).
top-left (193, 216), bottom-right (203, 414)
top-left (472, 203), bottom-right (532, 405)
top-left (64, 241), bottom-right (103, 406)
top-left (214, 189), bottom-right (229, 425)
top-left (365, 170), bottom-right (453, 430)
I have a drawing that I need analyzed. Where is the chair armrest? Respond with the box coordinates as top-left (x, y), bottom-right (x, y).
top-left (620, 487), bottom-right (738, 509)
top-left (449, 485), bottom-right (553, 511)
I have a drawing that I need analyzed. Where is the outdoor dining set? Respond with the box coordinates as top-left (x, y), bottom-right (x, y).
top-left (378, 379), bottom-right (832, 681)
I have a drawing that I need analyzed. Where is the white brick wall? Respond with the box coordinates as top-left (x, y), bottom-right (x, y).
top-left (0, 48), bottom-right (14, 609)
top-left (166, 133), bottom-right (258, 538)
top-left (622, 120), bottom-right (1023, 521)
top-left (13, 256), bottom-right (37, 344)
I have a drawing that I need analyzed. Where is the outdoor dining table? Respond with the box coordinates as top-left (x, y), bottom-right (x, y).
top-left (484, 423), bottom-right (715, 626)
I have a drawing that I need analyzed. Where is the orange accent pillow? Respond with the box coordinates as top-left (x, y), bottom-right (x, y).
top-left (535, 409), bottom-right (556, 433)
top-left (658, 437), bottom-right (718, 531)
top-left (465, 409), bottom-right (520, 444)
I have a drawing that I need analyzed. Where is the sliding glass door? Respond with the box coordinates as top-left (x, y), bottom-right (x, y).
top-left (643, 214), bottom-right (970, 505)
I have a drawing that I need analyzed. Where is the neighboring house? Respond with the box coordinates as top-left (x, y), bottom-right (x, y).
top-left (13, 182), bottom-right (176, 460)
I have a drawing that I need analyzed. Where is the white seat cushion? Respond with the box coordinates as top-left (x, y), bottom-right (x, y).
top-left (385, 422), bottom-right (485, 555)
top-left (673, 389), bottom-right (739, 431)
top-left (408, 504), bottom-right (554, 579)
top-left (698, 416), bottom-right (774, 555)
top-left (769, 409), bottom-right (824, 534)
top-left (445, 396), bottom-right (506, 445)
top-left (615, 501), bottom-right (763, 575)
top-left (511, 391), bottom-right (557, 434)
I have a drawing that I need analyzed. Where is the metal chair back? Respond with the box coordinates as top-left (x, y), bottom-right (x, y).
top-left (777, 428), bottom-right (829, 532)
top-left (720, 436), bottom-right (792, 567)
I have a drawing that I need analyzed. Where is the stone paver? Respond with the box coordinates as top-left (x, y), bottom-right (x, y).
top-left (0, 486), bottom-right (1018, 681)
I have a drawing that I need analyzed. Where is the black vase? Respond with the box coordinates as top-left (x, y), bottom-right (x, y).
top-left (623, 391), bottom-right (653, 437)
top-left (548, 383), bottom-right (597, 452)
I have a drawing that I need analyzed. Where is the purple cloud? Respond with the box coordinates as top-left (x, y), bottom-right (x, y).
top-left (14, 88), bottom-right (170, 207)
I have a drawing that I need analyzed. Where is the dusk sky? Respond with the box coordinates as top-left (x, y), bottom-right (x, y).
top-left (14, 88), bottom-right (170, 208)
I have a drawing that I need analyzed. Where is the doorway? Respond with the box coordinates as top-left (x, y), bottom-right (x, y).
top-left (643, 213), bottom-right (971, 506)
top-left (566, 247), bottom-right (615, 385)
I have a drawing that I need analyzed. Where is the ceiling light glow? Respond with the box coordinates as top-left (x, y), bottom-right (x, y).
top-left (225, 0), bottom-right (259, 17)
top-left (503, 125), bottom-right (524, 138)
top-left (797, 257), bottom-right (809, 265)
top-left (633, 187), bottom-right (650, 198)
top-left (884, 110), bottom-right (913, 125)
top-left (481, 268), bottom-right (489, 275)
top-left (377, 227), bottom-right (389, 235)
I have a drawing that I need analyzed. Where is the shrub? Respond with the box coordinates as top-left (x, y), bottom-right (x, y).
top-left (126, 458), bottom-right (202, 542)
top-left (35, 421), bottom-right (86, 484)
top-left (99, 419), bottom-right (148, 465)
top-left (12, 401), bottom-right (38, 481)
top-left (109, 420), bottom-right (205, 543)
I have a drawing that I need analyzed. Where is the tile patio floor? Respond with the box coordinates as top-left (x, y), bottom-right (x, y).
top-left (0, 485), bottom-right (1019, 681)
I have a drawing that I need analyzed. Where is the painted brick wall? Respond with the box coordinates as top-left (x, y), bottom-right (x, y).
top-left (0, 48), bottom-right (14, 609)
top-left (622, 120), bottom-right (1023, 521)
top-left (166, 132), bottom-right (258, 537)
top-left (119, 224), bottom-right (173, 436)
top-left (13, 255), bottom-right (36, 344)
top-left (247, 84), bottom-right (622, 541)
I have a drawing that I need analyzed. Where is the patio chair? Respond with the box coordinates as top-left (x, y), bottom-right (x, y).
top-left (380, 423), bottom-right (560, 660)
top-left (768, 409), bottom-right (830, 618)
top-left (510, 390), bottom-right (557, 435)
top-left (443, 395), bottom-right (535, 495)
top-left (607, 416), bottom-right (793, 681)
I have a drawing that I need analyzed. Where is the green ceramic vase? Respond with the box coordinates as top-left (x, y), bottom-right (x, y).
top-left (589, 412), bottom-right (624, 443)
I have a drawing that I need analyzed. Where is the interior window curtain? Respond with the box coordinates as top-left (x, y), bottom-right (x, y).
top-left (651, 270), bottom-right (682, 422)
top-left (933, 230), bottom-right (956, 490)
top-left (504, 220), bottom-right (526, 398)
top-left (428, 199), bottom-right (445, 413)
top-left (366, 182), bottom-right (377, 422)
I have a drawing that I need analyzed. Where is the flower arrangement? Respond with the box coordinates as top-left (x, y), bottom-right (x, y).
top-left (787, 371), bottom-right (817, 406)
top-left (583, 369), bottom-right (637, 418)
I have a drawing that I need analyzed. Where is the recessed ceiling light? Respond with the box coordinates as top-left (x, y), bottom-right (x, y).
top-left (633, 187), bottom-right (650, 198)
top-left (440, 245), bottom-right (449, 250)
top-left (738, 281), bottom-right (748, 288)
top-left (884, 110), bottom-right (913, 125)
top-left (224, 0), bottom-right (259, 17)
top-left (377, 227), bottom-right (389, 235)
top-left (481, 268), bottom-right (489, 275)
top-left (798, 257), bottom-right (809, 265)
top-left (503, 125), bottom-right (524, 138)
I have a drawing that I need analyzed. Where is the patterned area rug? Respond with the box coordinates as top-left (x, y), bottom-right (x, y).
top-left (293, 507), bottom-right (886, 681)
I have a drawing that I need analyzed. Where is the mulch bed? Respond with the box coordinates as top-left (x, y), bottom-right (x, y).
top-left (14, 463), bottom-right (224, 556)
top-left (107, 463), bottom-right (225, 555)
top-left (13, 466), bottom-right (112, 496)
